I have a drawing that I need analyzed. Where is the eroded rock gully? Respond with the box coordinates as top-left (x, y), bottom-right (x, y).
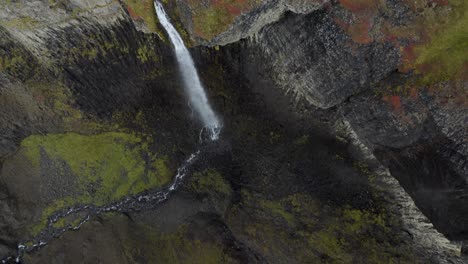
top-left (0, 0), bottom-right (467, 263)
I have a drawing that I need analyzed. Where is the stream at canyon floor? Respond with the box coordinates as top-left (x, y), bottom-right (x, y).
top-left (1, 148), bottom-right (205, 263)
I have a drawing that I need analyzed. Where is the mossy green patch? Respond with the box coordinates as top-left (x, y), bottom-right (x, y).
top-left (64, 34), bottom-right (125, 62)
top-left (0, 46), bottom-right (30, 77)
top-left (414, 0), bottom-right (468, 82)
top-left (392, 0), bottom-right (468, 83)
top-left (0, 17), bottom-right (39, 30)
top-left (51, 212), bottom-right (87, 229)
top-left (23, 132), bottom-right (172, 234)
top-left (121, 223), bottom-right (236, 263)
top-left (51, 217), bottom-right (67, 229)
top-left (193, 7), bottom-right (233, 40)
top-left (136, 45), bottom-right (159, 63)
top-left (61, 31), bottom-right (160, 70)
top-left (122, 0), bottom-right (159, 32)
top-left (24, 79), bottom-right (111, 132)
top-left (294, 134), bottom-right (310, 146)
top-left (22, 132), bottom-right (171, 201)
top-left (191, 0), bottom-right (261, 40)
top-left (229, 191), bottom-right (415, 263)
top-left (190, 169), bottom-right (231, 197)
top-left (259, 199), bottom-right (295, 226)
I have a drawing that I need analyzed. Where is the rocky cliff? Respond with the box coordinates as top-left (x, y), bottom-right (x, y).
top-left (0, 0), bottom-right (467, 263)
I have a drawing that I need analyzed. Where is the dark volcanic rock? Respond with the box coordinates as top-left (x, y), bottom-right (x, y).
top-left (341, 88), bottom-right (435, 148)
top-left (240, 9), bottom-right (400, 109)
top-left (376, 139), bottom-right (468, 240)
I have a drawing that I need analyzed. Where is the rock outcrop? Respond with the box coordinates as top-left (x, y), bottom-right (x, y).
top-left (170, 0), bottom-right (467, 261)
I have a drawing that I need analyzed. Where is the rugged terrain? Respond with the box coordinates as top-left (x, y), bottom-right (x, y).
top-left (0, 0), bottom-right (466, 263)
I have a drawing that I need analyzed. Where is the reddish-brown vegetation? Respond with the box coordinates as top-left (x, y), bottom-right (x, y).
top-left (383, 95), bottom-right (403, 112)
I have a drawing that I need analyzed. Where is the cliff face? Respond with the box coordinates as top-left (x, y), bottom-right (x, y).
top-left (176, 0), bottom-right (468, 239)
top-left (0, 0), bottom-right (198, 260)
top-left (0, 0), bottom-right (467, 263)
top-left (174, 0), bottom-right (466, 174)
top-left (243, 0), bottom-right (466, 249)
top-left (136, 0), bottom-right (468, 257)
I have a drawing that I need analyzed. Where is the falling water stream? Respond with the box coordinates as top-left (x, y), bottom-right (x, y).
top-left (1, 2), bottom-right (222, 263)
top-left (154, 1), bottom-right (221, 140)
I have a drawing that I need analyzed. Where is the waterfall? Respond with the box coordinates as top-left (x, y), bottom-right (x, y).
top-left (154, 1), bottom-right (221, 140)
top-left (1, 6), bottom-right (223, 262)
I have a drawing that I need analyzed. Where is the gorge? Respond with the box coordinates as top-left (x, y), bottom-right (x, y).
top-left (0, 0), bottom-right (466, 263)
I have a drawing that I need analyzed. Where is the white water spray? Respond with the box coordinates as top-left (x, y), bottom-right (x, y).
top-left (154, 1), bottom-right (221, 140)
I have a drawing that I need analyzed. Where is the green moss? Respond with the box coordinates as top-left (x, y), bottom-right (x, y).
top-left (25, 80), bottom-right (110, 132)
top-left (152, 157), bottom-right (172, 184)
top-left (31, 198), bottom-right (71, 235)
top-left (353, 161), bottom-right (371, 176)
top-left (51, 212), bottom-right (87, 229)
top-left (67, 44), bottom-right (101, 61)
top-left (190, 0), bottom-right (260, 40)
top-left (52, 217), bottom-right (66, 229)
top-left (0, 47), bottom-right (29, 76)
top-left (63, 33), bottom-right (133, 64)
top-left (294, 134), bottom-right (310, 146)
top-left (136, 45), bottom-right (158, 63)
top-left (415, 0), bottom-right (468, 82)
top-left (193, 7), bottom-right (232, 40)
top-left (342, 208), bottom-right (387, 233)
top-left (308, 229), bottom-right (350, 262)
top-left (0, 17), bottom-right (39, 30)
top-left (23, 132), bottom-right (172, 234)
top-left (62, 32), bottom-right (159, 68)
top-left (259, 199), bottom-right (295, 226)
top-left (22, 132), bottom-right (171, 201)
top-left (174, 19), bottom-right (192, 46)
top-left (121, 223), bottom-right (235, 263)
top-left (229, 192), bottom-right (415, 263)
top-left (70, 7), bottom-right (86, 19)
top-left (122, 0), bottom-right (159, 32)
top-left (393, 0), bottom-right (468, 83)
top-left (190, 169), bottom-right (231, 197)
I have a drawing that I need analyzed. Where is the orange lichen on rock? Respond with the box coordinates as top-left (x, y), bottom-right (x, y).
top-left (399, 45), bottom-right (417, 73)
top-left (409, 87), bottom-right (419, 100)
top-left (382, 95), bottom-right (403, 112)
top-left (335, 0), bottom-right (381, 44)
top-left (347, 17), bottom-right (374, 44)
top-left (126, 5), bottom-right (140, 20)
top-left (339, 0), bottom-right (379, 13)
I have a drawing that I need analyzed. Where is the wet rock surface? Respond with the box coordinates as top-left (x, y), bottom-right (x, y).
top-left (0, 0), bottom-right (467, 263)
